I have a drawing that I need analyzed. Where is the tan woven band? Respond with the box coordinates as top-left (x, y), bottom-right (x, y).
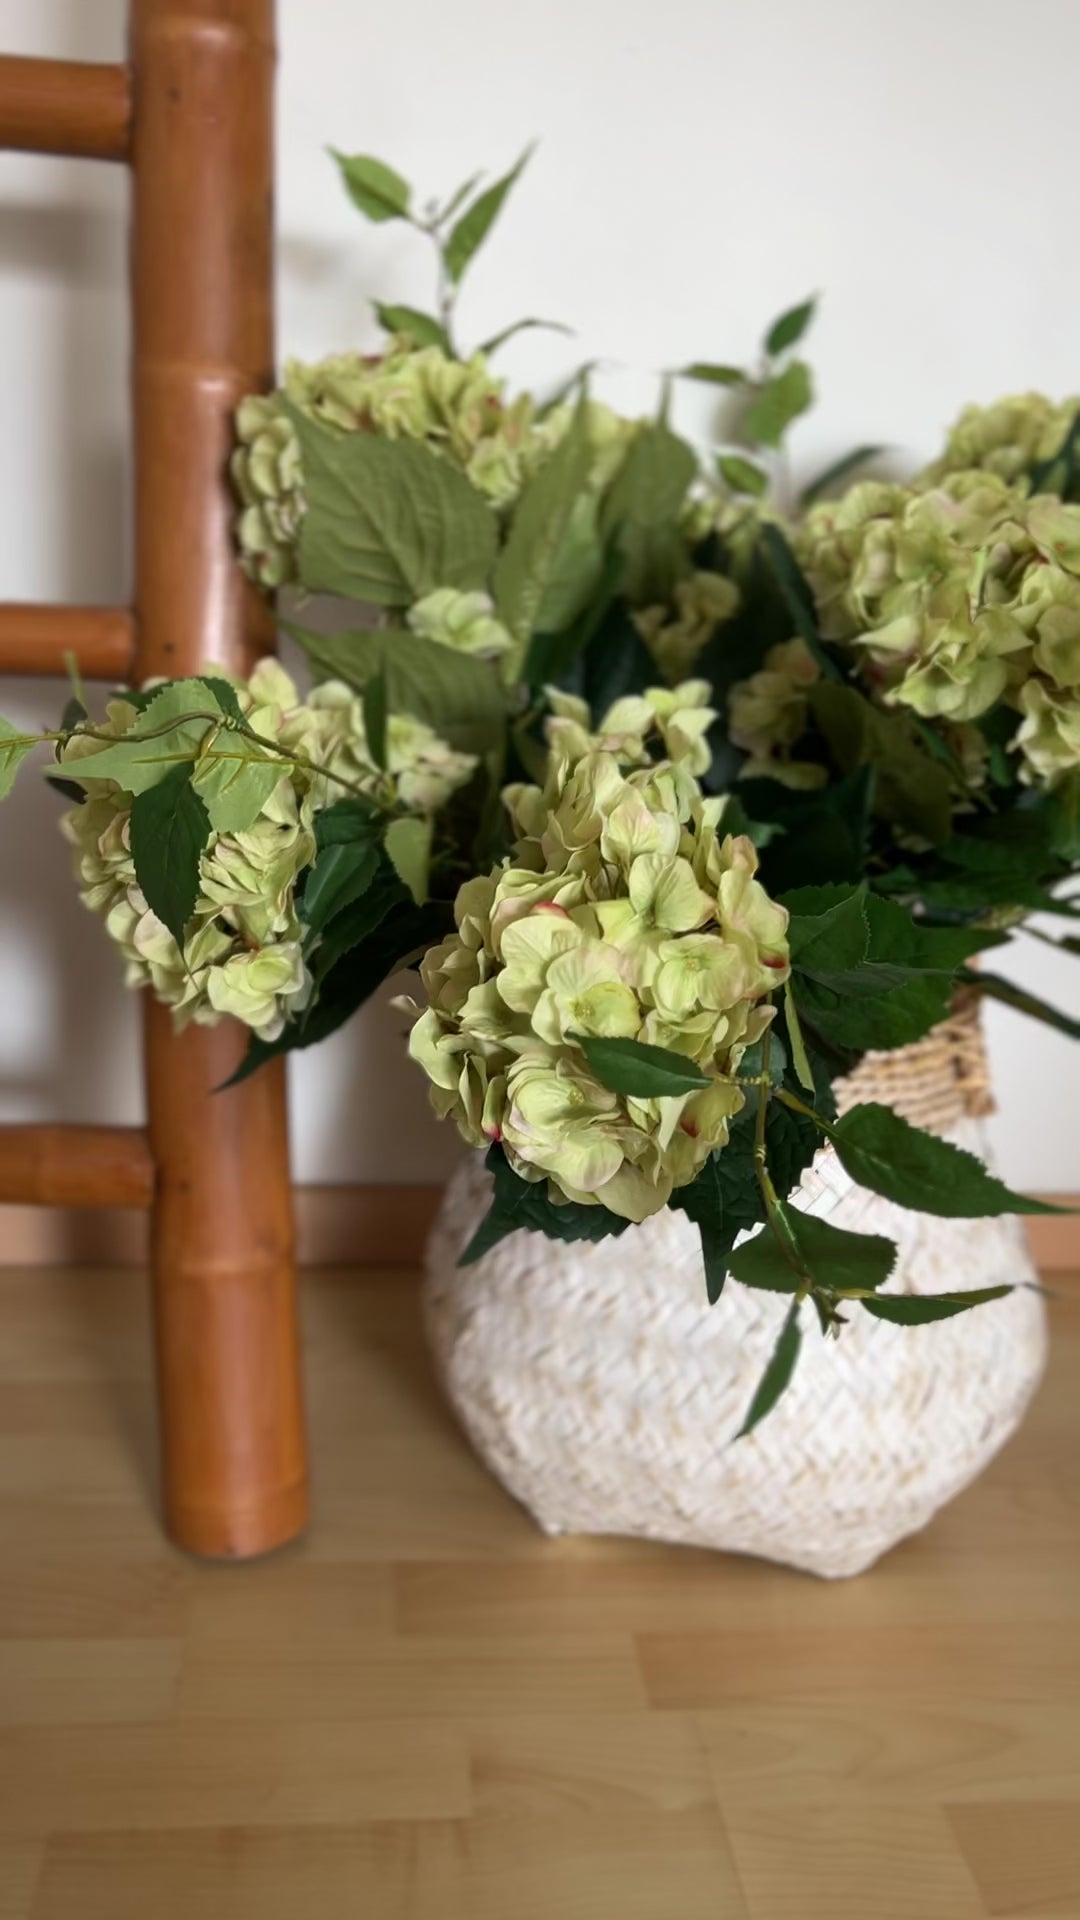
top-left (834, 988), bottom-right (994, 1136)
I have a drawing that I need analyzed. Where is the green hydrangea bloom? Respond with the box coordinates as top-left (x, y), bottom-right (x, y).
top-left (399, 742), bottom-right (790, 1224)
top-left (633, 571), bottom-right (740, 683)
top-left (920, 392), bottom-right (1079, 487)
top-left (60, 661), bottom-right (475, 1040)
top-left (406, 588), bottom-right (513, 658)
top-left (728, 638), bottom-right (826, 789)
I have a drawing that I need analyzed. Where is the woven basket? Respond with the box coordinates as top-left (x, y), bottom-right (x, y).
top-left (423, 998), bottom-right (1047, 1578)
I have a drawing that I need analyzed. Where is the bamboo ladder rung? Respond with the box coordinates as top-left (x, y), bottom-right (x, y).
top-left (0, 605), bottom-right (136, 681)
top-left (0, 1126), bottom-right (154, 1209)
top-left (0, 56), bottom-right (130, 162)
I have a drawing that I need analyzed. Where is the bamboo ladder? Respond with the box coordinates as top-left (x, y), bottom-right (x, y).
top-left (0, 1), bottom-right (308, 1558)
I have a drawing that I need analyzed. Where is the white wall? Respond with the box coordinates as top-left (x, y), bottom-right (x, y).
top-left (1, 0), bottom-right (1077, 1189)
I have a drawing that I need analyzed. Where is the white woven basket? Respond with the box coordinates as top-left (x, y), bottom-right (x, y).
top-left (423, 1018), bottom-right (1047, 1579)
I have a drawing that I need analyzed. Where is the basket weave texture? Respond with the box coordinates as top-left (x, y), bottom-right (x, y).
top-left (423, 1003), bottom-right (1046, 1578)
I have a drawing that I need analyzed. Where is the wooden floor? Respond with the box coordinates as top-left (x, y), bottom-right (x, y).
top-left (0, 1265), bottom-right (1077, 1920)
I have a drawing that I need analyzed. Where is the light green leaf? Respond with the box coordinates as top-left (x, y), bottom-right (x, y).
top-left (800, 444), bottom-right (885, 507)
top-left (783, 981), bottom-right (815, 1092)
top-left (493, 399), bottom-right (593, 667)
top-left (736, 1299), bottom-right (802, 1439)
top-left (373, 302), bottom-right (451, 352)
top-left (862, 1286), bottom-right (1014, 1325)
top-left (284, 622), bottom-right (506, 759)
top-left (534, 492), bottom-right (607, 636)
top-left (764, 296), bottom-right (816, 357)
top-left (744, 359), bottom-right (813, 448)
top-left (191, 734), bottom-right (282, 833)
top-left (331, 149), bottom-right (411, 222)
top-left (575, 1034), bottom-right (710, 1098)
top-left (729, 1209), bottom-right (897, 1295)
top-left (444, 145), bottom-right (533, 284)
top-left (361, 672), bottom-right (388, 771)
top-left (384, 814), bottom-right (432, 905)
top-left (599, 421), bottom-right (698, 602)
top-left (0, 717), bottom-right (35, 799)
top-left (680, 362), bottom-right (747, 387)
top-left (477, 317), bottom-right (573, 357)
top-left (60, 679), bottom-right (223, 795)
top-left (717, 452), bottom-right (769, 498)
top-left (289, 408), bottom-right (498, 607)
top-left (437, 171), bottom-right (483, 225)
top-left (128, 762), bottom-right (211, 944)
top-left (833, 1104), bottom-right (1070, 1218)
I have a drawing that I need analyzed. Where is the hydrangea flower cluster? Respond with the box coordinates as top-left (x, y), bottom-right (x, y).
top-left (796, 474), bottom-right (1080, 784)
top-left (61, 661), bottom-right (476, 1040)
top-left (400, 735), bottom-right (790, 1224)
top-left (727, 638), bottom-right (825, 789)
top-left (920, 392), bottom-right (1080, 488)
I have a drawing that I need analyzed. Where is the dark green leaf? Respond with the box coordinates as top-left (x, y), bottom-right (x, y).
top-left (312, 796), bottom-right (382, 845)
top-left (961, 968), bottom-right (1080, 1042)
top-left (810, 681), bottom-right (953, 844)
top-left (744, 360), bottom-right (813, 448)
top-left (373, 303), bottom-right (451, 352)
top-left (680, 362), bottom-right (747, 387)
top-left (729, 1209), bottom-right (897, 1294)
top-left (289, 408), bottom-right (498, 607)
top-left (786, 884), bottom-right (869, 972)
top-left (759, 524), bottom-right (841, 682)
top-left (862, 1285), bottom-right (1014, 1325)
top-left (717, 453), bottom-right (769, 498)
top-left (833, 1103), bottom-right (1069, 1217)
top-left (60, 694), bottom-right (88, 733)
top-left (195, 676), bottom-right (244, 724)
top-left (313, 865), bottom-right (407, 979)
top-left (128, 762), bottom-right (210, 945)
top-left (444, 145), bottom-right (533, 284)
top-left (799, 445), bottom-right (885, 507)
top-left (331, 149), bottom-right (411, 222)
top-left (461, 1143), bottom-right (630, 1263)
top-left (300, 838), bottom-right (380, 939)
top-left (361, 672), bottom-right (388, 771)
top-left (576, 1034), bottom-right (710, 1098)
top-left (764, 297), bottom-right (816, 357)
top-left (735, 1300), bottom-right (802, 1439)
top-left (44, 774), bottom-right (87, 806)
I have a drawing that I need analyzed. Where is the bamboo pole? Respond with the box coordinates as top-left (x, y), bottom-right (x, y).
top-left (0, 55), bottom-right (130, 161)
top-left (0, 604), bottom-right (135, 681)
top-left (130, 0), bottom-right (307, 1559)
top-left (0, 1126), bottom-right (153, 1209)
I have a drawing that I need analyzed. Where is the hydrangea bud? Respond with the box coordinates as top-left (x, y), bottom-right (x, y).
top-left (399, 746), bottom-right (789, 1224)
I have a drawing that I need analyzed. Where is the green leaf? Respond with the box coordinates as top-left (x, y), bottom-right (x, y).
top-left (284, 622), bottom-right (506, 759)
top-left (128, 762), bottom-right (210, 945)
top-left (783, 981), bottom-right (815, 1092)
top-left (361, 672), bottom-right (388, 771)
top-left (384, 814), bottom-right (432, 905)
top-left (736, 1300), bottom-right (802, 1439)
top-left (575, 1034), bottom-right (710, 1098)
top-left (45, 774), bottom-right (88, 806)
top-left (313, 865), bottom-right (407, 979)
top-left (59, 680), bottom-right (223, 795)
top-left (786, 884), bottom-right (869, 972)
top-left (461, 1143), bottom-right (630, 1264)
top-left (961, 968), bottom-right (1080, 1042)
top-left (443, 145), bottom-right (533, 284)
top-left (0, 717), bottom-right (35, 799)
top-left (289, 408), bottom-right (498, 607)
top-left (331, 149), bottom-right (411, 222)
top-left (862, 1285), bottom-right (1014, 1325)
top-left (832, 1103), bottom-right (1069, 1217)
top-left (300, 837), bottom-right (380, 939)
top-left (191, 733), bottom-right (282, 834)
top-left (759, 524), bottom-right (841, 682)
top-left (680, 362), bottom-right (747, 387)
top-left (717, 453), bottom-right (769, 498)
top-left (532, 492), bottom-right (609, 639)
top-left (493, 398), bottom-right (593, 664)
top-left (195, 676), bottom-right (245, 724)
top-left (764, 297), bottom-right (816, 357)
top-left (729, 1208), bottom-right (897, 1294)
top-left (799, 445), bottom-right (885, 507)
top-left (373, 302), bottom-right (451, 352)
top-left (478, 317), bottom-right (573, 356)
top-left (744, 360), bottom-right (813, 448)
top-left (810, 681), bottom-right (952, 844)
top-left (598, 421), bottom-right (698, 603)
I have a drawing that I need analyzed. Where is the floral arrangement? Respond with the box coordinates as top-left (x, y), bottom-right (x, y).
top-left (3, 148), bottom-right (1077, 1430)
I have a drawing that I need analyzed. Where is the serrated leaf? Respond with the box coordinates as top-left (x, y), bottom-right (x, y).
top-left (331, 149), bottom-right (411, 222)
top-left (312, 865), bottom-right (406, 980)
top-left (862, 1285), bottom-right (1014, 1325)
top-left (59, 680), bottom-right (223, 795)
top-left (764, 297), bottom-right (816, 357)
top-left (361, 672), bottom-right (388, 771)
top-left (493, 400), bottom-right (593, 668)
top-left (833, 1103), bottom-right (1068, 1217)
top-left (717, 453), bottom-right (769, 498)
top-left (444, 145), bottom-right (533, 284)
top-left (478, 317), bottom-right (573, 356)
top-left (744, 360), bottom-right (813, 448)
top-left (0, 716), bottom-right (35, 799)
top-left (680, 362), bottom-right (748, 387)
top-left (284, 621), bottom-right (505, 759)
top-left (576, 1034), bottom-right (710, 1098)
top-left (128, 762), bottom-right (210, 944)
top-left (786, 884), bottom-right (869, 972)
top-left (730, 1208), bottom-right (897, 1294)
top-left (460, 1142), bottom-right (630, 1263)
top-left (736, 1299), bottom-right (802, 1439)
top-left (384, 814), bottom-right (432, 905)
top-left (300, 837), bottom-right (380, 939)
top-left (289, 409), bottom-right (498, 607)
top-left (599, 421), bottom-right (698, 603)
top-left (799, 444), bottom-right (886, 507)
top-left (374, 303), bottom-right (451, 352)
top-left (192, 734), bottom-right (283, 833)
